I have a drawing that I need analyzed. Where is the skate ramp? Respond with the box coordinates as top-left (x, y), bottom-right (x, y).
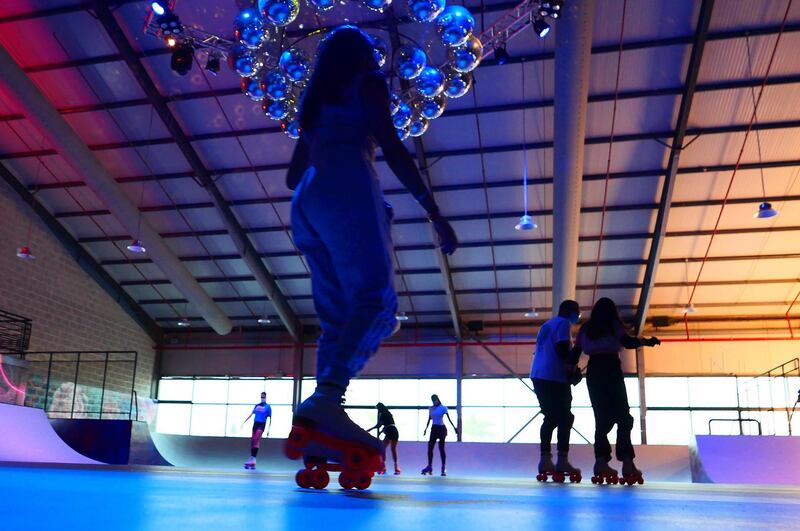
top-left (150, 434), bottom-right (690, 481)
top-left (50, 419), bottom-right (172, 466)
top-left (691, 435), bottom-right (800, 486)
top-left (0, 403), bottom-right (100, 465)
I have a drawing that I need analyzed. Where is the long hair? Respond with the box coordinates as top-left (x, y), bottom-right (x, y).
top-left (583, 297), bottom-right (627, 340)
top-left (376, 402), bottom-right (389, 415)
top-left (298, 26), bottom-right (378, 131)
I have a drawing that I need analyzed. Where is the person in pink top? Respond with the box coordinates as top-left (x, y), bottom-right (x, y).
top-left (570, 297), bottom-right (660, 484)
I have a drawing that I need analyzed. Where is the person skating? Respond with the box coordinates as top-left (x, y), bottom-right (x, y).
top-left (422, 394), bottom-right (458, 476)
top-left (283, 26), bottom-right (458, 483)
top-left (570, 297), bottom-right (660, 485)
top-left (530, 299), bottom-right (583, 482)
top-left (242, 391), bottom-right (271, 469)
top-left (367, 402), bottom-right (401, 475)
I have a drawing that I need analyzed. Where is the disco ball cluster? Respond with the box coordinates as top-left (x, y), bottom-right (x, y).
top-left (229, 0), bottom-right (482, 140)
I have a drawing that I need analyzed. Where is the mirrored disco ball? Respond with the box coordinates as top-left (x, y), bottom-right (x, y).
top-left (308, 0), bottom-right (336, 11)
top-left (450, 35), bottom-right (483, 73)
top-left (397, 125), bottom-right (411, 141)
top-left (407, 0), bottom-right (445, 23)
top-left (282, 114), bottom-right (301, 139)
top-left (361, 0), bottom-right (392, 11)
top-left (395, 44), bottom-right (427, 80)
top-left (234, 8), bottom-right (268, 49)
top-left (416, 94), bottom-right (446, 119)
top-left (258, 0), bottom-right (300, 27)
top-left (241, 76), bottom-right (266, 101)
top-left (260, 68), bottom-right (290, 100)
top-left (279, 48), bottom-right (311, 83)
top-left (415, 66), bottom-right (445, 98)
top-left (443, 69), bottom-right (472, 98)
top-left (370, 34), bottom-right (389, 68)
top-left (262, 97), bottom-right (294, 120)
top-left (392, 100), bottom-right (412, 128)
top-left (389, 91), bottom-right (401, 115)
top-left (228, 43), bottom-right (263, 77)
top-left (409, 116), bottom-right (429, 137)
top-left (435, 5), bottom-right (475, 47)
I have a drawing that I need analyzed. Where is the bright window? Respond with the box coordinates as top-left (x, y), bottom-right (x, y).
top-left (192, 379), bottom-right (228, 404)
top-left (687, 377), bottom-right (737, 408)
top-left (645, 377), bottom-right (689, 407)
top-left (157, 379), bottom-right (193, 401)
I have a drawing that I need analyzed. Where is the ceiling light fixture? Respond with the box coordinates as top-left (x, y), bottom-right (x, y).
top-left (126, 239), bottom-right (146, 254)
top-left (16, 246), bottom-right (35, 260)
top-left (495, 43), bottom-right (510, 65)
top-left (205, 52), bottom-right (221, 76)
top-left (177, 318), bottom-right (191, 327)
top-left (257, 316), bottom-right (272, 325)
top-left (533, 17), bottom-right (551, 38)
top-left (170, 42), bottom-right (194, 75)
top-left (395, 312), bottom-right (410, 321)
top-left (515, 59), bottom-right (537, 232)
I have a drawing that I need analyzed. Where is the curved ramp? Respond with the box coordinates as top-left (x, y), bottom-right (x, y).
top-left (691, 435), bottom-right (800, 486)
top-left (0, 403), bottom-right (100, 465)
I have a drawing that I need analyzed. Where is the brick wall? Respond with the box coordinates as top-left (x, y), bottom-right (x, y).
top-left (0, 178), bottom-right (156, 400)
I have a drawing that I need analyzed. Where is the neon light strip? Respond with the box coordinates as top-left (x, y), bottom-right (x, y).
top-left (0, 354), bottom-right (26, 394)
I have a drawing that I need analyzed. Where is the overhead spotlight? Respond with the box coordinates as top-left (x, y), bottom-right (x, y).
top-left (395, 312), bottom-right (410, 321)
top-left (533, 18), bottom-right (551, 38)
top-left (16, 246), bottom-right (35, 260)
top-left (126, 239), bottom-right (146, 254)
top-left (177, 318), bottom-right (191, 327)
top-left (166, 37), bottom-right (177, 47)
top-left (515, 214), bottom-right (537, 231)
top-left (154, 2), bottom-right (182, 37)
top-left (753, 201), bottom-right (778, 219)
top-left (523, 309), bottom-right (540, 318)
top-left (151, 1), bottom-right (169, 16)
top-left (495, 44), bottom-right (511, 65)
top-left (170, 43), bottom-right (194, 76)
top-left (682, 303), bottom-right (696, 315)
top-left (257, 316), bottom-right (272, 325)
top-left (205, 53), bottom-right (221, 76)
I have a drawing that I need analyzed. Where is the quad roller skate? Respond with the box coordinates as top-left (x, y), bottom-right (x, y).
top-left (619, 459), bottom-right (644, 486)
top-left (590, 458), bottom-right (620, 485)
top-left (243, 457), bottom-right (256, 470)
top-left (421, 465), bottom-right (433, 475)
top-left (536, 452), bottom-right (581, 483)
top-left (393, 466), bottom-right (402, 475)
top-left (441, 467), bottom-right (447, 477)
top-left (285, 389), bottom-right (384, 490)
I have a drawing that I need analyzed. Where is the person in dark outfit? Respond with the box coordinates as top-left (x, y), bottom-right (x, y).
top-left (530, 299), bottom-right (582, 479)
top-left (570, 297), bottom-right (660, 482)
top-left (367, 402), bottom-right (401, 475)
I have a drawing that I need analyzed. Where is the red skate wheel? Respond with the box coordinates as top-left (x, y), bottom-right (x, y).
top-left (311, 469), bottom-right (330, 489)
top-left (354, 473), bottom-right (371, 490)
top-left (344, 448), bottom-right (369, 470)
top-left (553, 472), bottom-right (565, 483)
top-left (536, 473), bottom-right (545, 482)
top-left (284, 442), bottom-right (302, 461)
top-left (608, 476), bottom-right (619, 485)
top-left (591, 476), bottom-right (598, 484)
top-left (637, 477), bottom-right (644, 485)
top-left (338, 472), bottom-right (354, 490)
top-left (296, 469), bottom-right (312, 489)
top-left (571, 474), bottom-right (581, 483)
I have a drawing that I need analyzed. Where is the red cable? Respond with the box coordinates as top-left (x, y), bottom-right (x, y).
top-left (686, 0), bottom-right (793, 310)
top-left (591, 0), bottom-right (627, 304)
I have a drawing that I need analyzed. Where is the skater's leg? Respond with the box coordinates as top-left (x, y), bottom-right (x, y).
top-left (587, 364), bottom-right (614, 463)
top-left (611, 374), bottom-right (636, 463)
top-left (390, 439), bottom-right (399, 469)
top-left (438, 439), bottom-right (446, 469)
top-left (251, 428), bottom-right (264, 455)
top-left (554, 383), bottom-right (574, 454)
top-left (533, 378), bottom-right (558, 455)
top-left (427, 436), bottom-right (435, 467)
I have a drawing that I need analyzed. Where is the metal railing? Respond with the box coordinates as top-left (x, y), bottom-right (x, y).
top-left (737, 358), bottom-right (800, 436)
top-left (16, 351), bottom-right (139, 420)
top-left (0, 309), bottom-right (32, 353)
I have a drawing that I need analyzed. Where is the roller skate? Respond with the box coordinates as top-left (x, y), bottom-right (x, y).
top-left (285, 386), bottom-right (383, 491)
top-left (441, 466), bottom-right (447, 477)
top-left (590, 457), bottom-right (619, 485)
top-left (393, 466), bottom-right (402, 475)
top-left (535, 452), bottom-right (558, 482)
top-left (620, 459), bottom-right (644, 486)
top-left (421, 465), bottom-right (433, 475)
top-left (244, 456), bottom-right (256, 470)
top-left (555, 451), bottom-right (582, 483)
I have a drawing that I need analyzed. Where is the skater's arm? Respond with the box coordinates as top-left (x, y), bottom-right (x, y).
top-left (286, 136), bottom-right (310, 190)
top-left (361, 73), bottom-right (458, 255)
top-left (445, 412), bottom-right (458, 433)
top-left (266, 416), bottom-right (271, 437)
top-left (620, 335), bottom-right (661, 349)
top-left (242, 412), bottom-right (253, 426)
top-left (423, 416), bottom-right (431, 435)
top-left (567, 345), bottom-right (583, 366)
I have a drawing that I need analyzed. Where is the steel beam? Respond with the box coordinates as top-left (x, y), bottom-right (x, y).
top-left (0, 161), bottom-right (162, 344)
top-left (93, 2), bottom-right (300, 340)
top-left (634, 0), bottom-right (715, 334)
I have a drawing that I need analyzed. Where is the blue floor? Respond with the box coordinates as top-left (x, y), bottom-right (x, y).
top-left (2, 465), bottom-right (799, 530)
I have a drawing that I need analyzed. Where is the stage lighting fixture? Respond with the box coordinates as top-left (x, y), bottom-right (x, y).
top-left (754, 201), bottom-right (778, 219)
top-left (126, 239), bottom-right (146, 254)
top-left (205, 53), bottom-right (221, 76)
top-left (533, 18), bottom-right (551, 38)
top-left (495, 44), bottom-right (510, 65)
top-left (170, 43), bottom-right (194, 75)
top-left (682, 303), bottom-right (696, 315)
top-left (166, 37), bottom-right (177, 47)
top-left (154, 1), bottom-right (183, 37)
